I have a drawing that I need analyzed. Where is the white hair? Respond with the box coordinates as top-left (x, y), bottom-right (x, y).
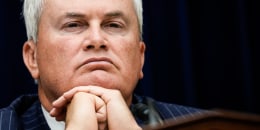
top-left (23, 0), bottom-right (143, 42)
top-left (23, 0), bottom-right (45, 42)
top-left (133, 0), bottom-right (143, 40)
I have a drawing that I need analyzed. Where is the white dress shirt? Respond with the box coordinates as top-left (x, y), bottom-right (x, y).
top-left (41, 105), bottom-right (65, 130)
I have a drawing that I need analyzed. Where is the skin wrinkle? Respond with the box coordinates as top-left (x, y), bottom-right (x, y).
top-left (39, 2), bottom-right (138, 109)
top-left (23, 0), bottom-right (144, 129)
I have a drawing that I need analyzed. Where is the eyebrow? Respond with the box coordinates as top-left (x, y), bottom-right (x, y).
top-left (65, 12), bottom-right (85, 19)
top-left (104, 11), bottom-right (129, 24)
top-left (104, 11), bottom-right (124, 18)
top-left (64, 10), bottom-right (127, 20)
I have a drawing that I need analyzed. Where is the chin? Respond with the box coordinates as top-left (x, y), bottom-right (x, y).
top-left (80, 71), bottom-right (118, 85)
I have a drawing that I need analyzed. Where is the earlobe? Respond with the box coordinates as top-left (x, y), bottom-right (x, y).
top-left (23, 41), bottom-right (39, 79)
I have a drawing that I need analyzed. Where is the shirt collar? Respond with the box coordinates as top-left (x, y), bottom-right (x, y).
top-left (41, 105), bottom-right (65, 130)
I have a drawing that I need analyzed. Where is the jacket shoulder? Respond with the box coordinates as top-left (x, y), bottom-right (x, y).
top-left (1, 94), bottom-right (38, 113)
top-left (153, 100), bottom-right (208, 120)
top-left (0, 94), bottom-right (39, 130)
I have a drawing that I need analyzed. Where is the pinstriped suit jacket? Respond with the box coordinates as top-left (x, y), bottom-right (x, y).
top-left (0, 94), bottom-right (205, 130)
top-left (0, 94), bottom-right (50, 130)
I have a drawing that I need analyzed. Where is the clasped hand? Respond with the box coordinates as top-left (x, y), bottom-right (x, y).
top-left (49, 86), bottom-right (142, 130)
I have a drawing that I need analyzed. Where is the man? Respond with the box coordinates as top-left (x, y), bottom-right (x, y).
top-left (0, 0), bottom-right (205, 129)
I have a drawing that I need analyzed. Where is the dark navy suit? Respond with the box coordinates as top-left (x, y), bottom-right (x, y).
top-left (0, 94), bottom-right (50, 130)
top-left (0, 94), bottom-right (206, 130)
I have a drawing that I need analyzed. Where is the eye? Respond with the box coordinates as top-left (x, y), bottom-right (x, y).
top-left (103, 22), bottom-right (124, 33)
top-left (62, 22), bottom-right (87, 32)
top-left (105, 22), bottom-right (122, 28)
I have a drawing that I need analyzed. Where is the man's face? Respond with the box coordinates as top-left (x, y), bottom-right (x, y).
top-left (32, 0), bottom-right (145, 105)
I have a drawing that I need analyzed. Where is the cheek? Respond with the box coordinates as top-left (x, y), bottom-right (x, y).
top-left (119, 44), bottom-right (143, 76)
top-left (40, 36), bottom-right (80, 62)
top-left (36, 42), bottom-right (78, 96)
top-left (36, 38), bottom-right (79, 81)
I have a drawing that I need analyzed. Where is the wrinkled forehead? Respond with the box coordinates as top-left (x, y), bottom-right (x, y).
top-left (43, 0), bottom-right (135, 13)
top-left (41, 0), bottom-right (138, 27)
top-left (41, 0), bottom-right (135, 24)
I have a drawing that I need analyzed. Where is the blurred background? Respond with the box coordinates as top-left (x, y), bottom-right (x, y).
top-left (0, 0), bottom-right (259, 115)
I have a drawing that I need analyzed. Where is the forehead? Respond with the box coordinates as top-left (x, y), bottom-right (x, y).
top-left (44, 0), bottom-right (135, 15)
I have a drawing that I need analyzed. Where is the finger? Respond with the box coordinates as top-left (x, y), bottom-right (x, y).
top-left (94, 94), bottom-right (107, 130)
top-left (55, 113), bottom-right (66, 121)
top-left (52, 86), bottom-right (89, 107)
top-left (51, 87), bottom-right (90, 121)
top-left (65, 92), bottom-right (99, 129)
top-left (63, 86), bottom-right (92, 99)
top-left (50, 108), bottom-right (63, 117)
top-left (98, 122), bottom-right (108, 130)
top-left (87, 86), bottom-right (123, 103)
top-left (52, 96), bottom-right (68, 108)
top-left (95, 96), bottom-right (107, 122)
top-left (50, 108), bottom-right (66, 121)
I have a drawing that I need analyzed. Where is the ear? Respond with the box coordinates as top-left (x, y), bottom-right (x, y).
top-left (139, 41), bottom-right (146, 79)
top-left (23, 40), bottom-right (39, 79)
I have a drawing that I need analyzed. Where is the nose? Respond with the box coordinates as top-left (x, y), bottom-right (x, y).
top-left (83, 26), bottom-right (107, 51)
top-left (86, 44), bottom-right (106, 50)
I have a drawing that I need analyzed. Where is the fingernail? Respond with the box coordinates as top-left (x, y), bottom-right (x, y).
top-left (50, 108), bottom-right (55, 116)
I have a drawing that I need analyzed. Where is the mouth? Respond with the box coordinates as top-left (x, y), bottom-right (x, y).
top-left (85, 57), bottom-right (112, 64)
top-left (79, 57), bottom-right (114, 70)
